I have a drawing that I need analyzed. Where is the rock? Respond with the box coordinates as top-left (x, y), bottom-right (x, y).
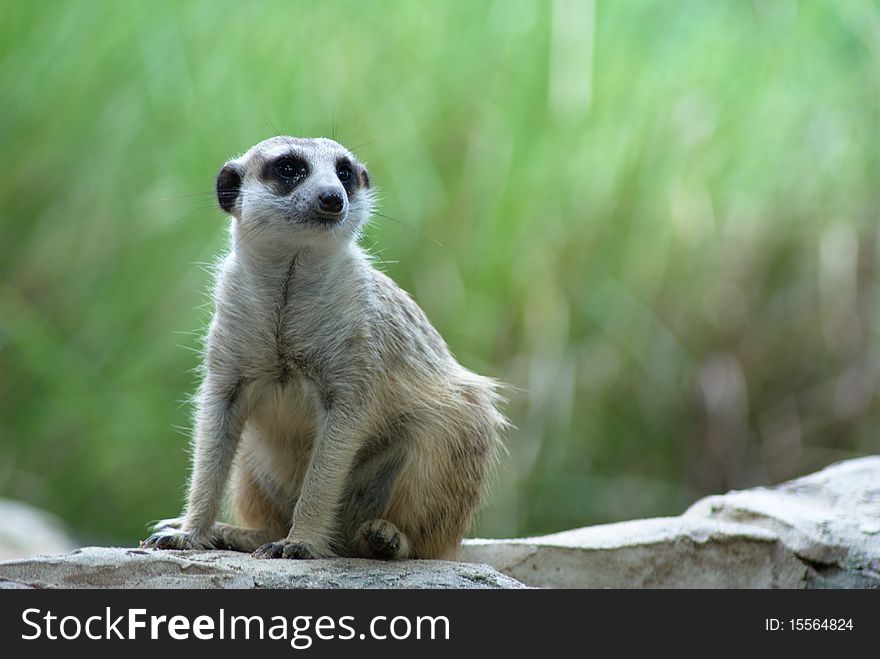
top-left (461, 518), bottom-right (803, 588)
top-left (3, 458), bottom-right (877, 589)
top-left (0, 546), bottom-right (527, 589)
top-left (0, 499), bottom-right (75, 561)
top-left (686, 456), bottom-right (880, 589)
top-left (461, 457), bottom-right (880, 589)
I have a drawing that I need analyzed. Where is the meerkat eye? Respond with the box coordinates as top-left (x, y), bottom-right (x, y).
top-left (274, 158), bottom-right (307, 180)
top-left (336, 164), bottom-right (353, 183)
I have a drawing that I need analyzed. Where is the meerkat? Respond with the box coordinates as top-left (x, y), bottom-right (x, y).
top-left (141, 136), bottom-right (507, 560)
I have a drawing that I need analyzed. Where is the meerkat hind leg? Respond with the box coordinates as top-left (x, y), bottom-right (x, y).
top-left (355, 519), bottom-right (412, 560)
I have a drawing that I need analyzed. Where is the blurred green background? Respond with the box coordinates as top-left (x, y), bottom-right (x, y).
top-left (1, 0), bottom-right (878, 546)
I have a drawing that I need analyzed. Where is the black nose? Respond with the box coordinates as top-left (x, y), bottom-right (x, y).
top-left (317, 190), bottom-right (344, 214)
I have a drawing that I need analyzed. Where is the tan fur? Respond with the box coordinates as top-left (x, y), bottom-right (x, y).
top-left (142, 136), bottom-right (507, 560)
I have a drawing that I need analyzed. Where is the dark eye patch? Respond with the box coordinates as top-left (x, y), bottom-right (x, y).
top-left (336, 158), bottom-right (357, 194)
top-left (275, 157), bottom-right (308, 180)
top-left (263, 154), bottom-right (309, 195)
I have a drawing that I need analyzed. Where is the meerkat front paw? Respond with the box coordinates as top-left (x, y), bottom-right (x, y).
top-left (252, 540), bottom-right (330, 560)
top-left (355, 519), bottom-right (412, 560)
top-left (141, 528), bottom-right (211, 551)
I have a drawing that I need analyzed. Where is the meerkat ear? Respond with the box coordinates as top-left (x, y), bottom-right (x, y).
top-left (358, 165), bottom-right (371, 189)
top-left (216, 163), bottom-right (243, 215)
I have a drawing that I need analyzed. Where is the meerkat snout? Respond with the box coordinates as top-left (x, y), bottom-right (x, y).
top-left (316, 187), bottom-right (345, 216)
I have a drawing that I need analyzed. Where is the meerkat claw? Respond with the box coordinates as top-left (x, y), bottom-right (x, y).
top-left (252, 541), bottom-right (318, 560)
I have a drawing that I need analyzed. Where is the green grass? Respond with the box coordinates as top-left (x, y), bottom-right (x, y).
top-left (1, 0), bottom-right (878, 544)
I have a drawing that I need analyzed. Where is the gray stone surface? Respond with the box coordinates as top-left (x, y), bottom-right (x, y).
top-left (460, 457), bottom-right (880, 588)
top-left (0, 546), bottom-right (527, 589)
top-left (2, 457), bottom-right (877, 589)
top-left (686, 456), bottom-right (880, 588)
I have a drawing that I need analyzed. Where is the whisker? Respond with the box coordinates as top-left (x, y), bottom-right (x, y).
top-left (371, 211), bottom-right (443, 247)
top-left (231, 221), bottom-right (270, 252)
top-left (348, 138), bottom-right (379, 153)
top-left (167, 191), bottom-right (217, 200)
top-left (360, 234), bottom-right (392, 272)
top-left (264, 115), bottom-right (282, 136)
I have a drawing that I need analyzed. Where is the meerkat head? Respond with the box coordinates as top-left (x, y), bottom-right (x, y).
top-left (215, 136), bottom-right (373, 247)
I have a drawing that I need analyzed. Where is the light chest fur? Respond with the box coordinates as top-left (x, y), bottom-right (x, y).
top-left (210, 245), bottom-right (376, 503)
